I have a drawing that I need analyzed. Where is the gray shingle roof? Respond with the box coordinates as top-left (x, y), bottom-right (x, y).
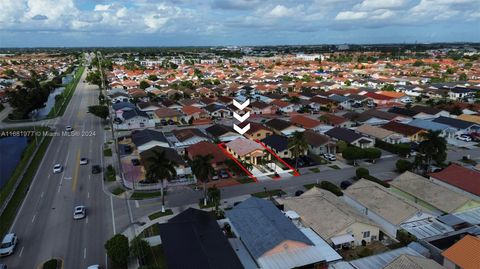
top-left (131, 129), bottom-right (168, 147)
top-left (325, 127), bottom-right (364, 143)
top-left (432, 116), bottom-right (477, 129)
top-left (226, 197), bottom-right (313, 259)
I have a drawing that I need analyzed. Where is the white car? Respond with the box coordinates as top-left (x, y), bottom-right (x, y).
top-left (323, 153), bottom-right (336, 161)
top-left (456, 134), bottom-right (472, 142)
top-left (0, 233), bottom-right (17, 257)
top-left (73, 206), bottom-right (86, 220)
top-left (53, 164), bottom-right (63, 173)
top-left (87, 265), bottom-right (100, 269)
top-left (65, 125), bottom-right (73, 132)
top-left (80, 158), bottom-right (88, 165)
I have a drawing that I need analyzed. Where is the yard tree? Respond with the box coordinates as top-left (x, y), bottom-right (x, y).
top-left (105, 234), bottom-right (129, 267)
top-left (148, 74), bottom-right (158, 81)
top-left (88, 105), bottom-right (109, 121)
top-left (356, 167), bottom-right (370, 179)
top-left (139, 80), bottom-right (150, 90)
top-left (130, 236), bottom-right (150, 264)
top-left (418, 131), bottom-right (447, 173)
top-left (336, 141), bottom-right (348, 153)
top-left (191, 154), bottom-right (215, 206)
top-left (364, 148), bottom-right (382, 163)
top-left (396, 159), bottom-right (413, 173)
top-left (342, 147), bottom-right (365, 166)
top-left (459, 73), bottom-right (468, 81)
top-left (289, 131), bottom-right (308, 170)
top-left (145, 150), bottom-right (177, 212)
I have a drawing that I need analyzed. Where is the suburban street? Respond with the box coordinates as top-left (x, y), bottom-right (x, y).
top-left (1, 66), bottom-right (132, 269)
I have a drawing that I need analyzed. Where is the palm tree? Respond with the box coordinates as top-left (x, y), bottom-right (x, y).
top-left (145, 150), bottom-right (177, 212)
top-left (418, 131), bottom-right (447, 173)
top-left (191, 155), bottom-right (215, 206)
top-left (288, 131), bottom-right (308, 170)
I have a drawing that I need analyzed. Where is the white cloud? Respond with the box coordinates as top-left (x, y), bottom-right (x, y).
top-left (267, 5), bottom-right (294, 18)
top-left (335, 11), bottom-right (368, 20)
top-left (94, 4), bottom-right (111, 12)
top-left (356, 0), bottom-right (407, 10)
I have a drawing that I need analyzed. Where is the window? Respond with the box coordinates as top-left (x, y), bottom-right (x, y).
top-left (363, 231), bottom-right (370, 238)
top-left (257, 133), bottom-right (261, 137)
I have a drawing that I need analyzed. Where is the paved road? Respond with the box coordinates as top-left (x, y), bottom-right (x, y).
top-left (1, 64), bottom-right (131, 269)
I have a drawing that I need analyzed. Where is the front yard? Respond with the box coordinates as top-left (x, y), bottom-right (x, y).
top-left (339, 241), bottom-right (390, 261)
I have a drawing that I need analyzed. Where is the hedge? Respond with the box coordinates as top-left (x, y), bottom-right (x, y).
top-left (375, 140), bottom-right (411, 157)
top-left (320, 181), bottom-right (343, 196)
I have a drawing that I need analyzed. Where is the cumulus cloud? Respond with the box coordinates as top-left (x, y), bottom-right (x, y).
top-left (31, 14), bottom-right (48, 20)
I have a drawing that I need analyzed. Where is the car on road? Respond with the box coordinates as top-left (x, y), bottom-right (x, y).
top-left (340, 180), bottom-right (352, 190)
top-left (456, 134), bottom-right (472, 142)
top-left (80, 158), bottom-right (89, 165)
top-left (73, 206), bottom-right (86, 220)
top-left (53, 164), bottom-right (63, 173)
top-left (0, 233), bottom-right (17, 257)
top-left (87, 265), bottom-right (100, 269)
top-left (219, 170), bottom-right (229, 179)
top-left (91, 165), bottom-right (101, 174)
top-left (65, 125), bottom-right (73, 132)
top-left (322, 153), bottom-right (336, 161)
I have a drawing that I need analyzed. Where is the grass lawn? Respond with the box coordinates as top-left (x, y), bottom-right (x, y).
top-left (329, 165), bottom-right (340, 169)
top-left (111, 187), bottom-right (125, 195)
top-left (131, 191), bottom-right (163, 200)
top-left (139, 224), bottom-right (161, 238)
top-left (0, 136), bottom-right (52, 240)
top-left (103, 148), bottom-right (112, 157)
top-left (105, 165), bottom-right (116, 182)
top-left (144, 245), bottom-right (167, 269)
top-left (309, 167), bottom-right (320, 173)
top-left (235, 176), bottom-right (255, 184)
top-left (148, 209), bottom-right (173, 221)
top-left (251, 189), bottom-right (286, 198)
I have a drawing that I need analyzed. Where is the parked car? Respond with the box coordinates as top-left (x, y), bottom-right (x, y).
top-left (80, 158), bottom-right (88, 165)
top-left (295, 190), bottom-right (304, 196)
top-left (219, 170), bottom-right (229, 179)
top-left (53, 164), bottom-right (63, 173)
top-left (0, 233), bottom-right (17, 257)
top-left (73, 206), bottom-right (86, 220)
top-left (91, 165), bottom-right (101, 174)
top-left (161, 119), bottom-right (168, 126)
top-left (168, 119), bottom-right (175, 125)
top-left (456, 134), bottom-right (472, 142)
top-left (65, 125), bottom-right (73, 132)
top-left (322, 153), bottom-right (336, 161)
top-left (340, 180), bottom-right (352, 190)
top-left (87, 265), bottom-right (100, 269)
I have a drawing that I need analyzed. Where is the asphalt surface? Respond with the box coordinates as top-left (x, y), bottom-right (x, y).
top-left (1, 64), bottom-right (131, 269)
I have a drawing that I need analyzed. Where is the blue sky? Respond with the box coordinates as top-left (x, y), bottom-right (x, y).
top-left (0, 0), bottom-right (479, 47)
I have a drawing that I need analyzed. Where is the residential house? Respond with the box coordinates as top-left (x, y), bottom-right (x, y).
top-left (381, 121), bottom-right (427, 142)
top-left (139, 145), bottom-right (191, 177)
top-left (432, 116), bottom-right (480, 134)
top-left (390, 171), bottom-right (480, 215)
top-left (137, 101), bottom-right (162, 112)
top-left (325, 127), bottom-right (375, 148)
top-left (291, 115), bottom-right (324, 132)
top-left (265, 118), bottom-right (305, 136)
top-left (206, 124), bottom-right (243, 142)
top-left (181, 105), bottom-right (209, 123)
top-left (388, 106), bottom-right (419, 119)
top-left (161, 99), bottom-right (182, 111)
top-left (270, 99), bottom-right (296, 113)
top-left (154, 107), bottom-right (183, 123)
top-left (406, 119), bottom-right (457, 139)
top-left (343, 179), bottom-right (436, 238)
top-left (363, 92), bottom-right (395, 106)
top-left (356, 124), bottom-right (409, 144)
top-left (277, 187), bottom-right (382, 248)
top-left (457, 114), bottom-right (480, 125)
top-left (303, 130), bottom-right (336, 155)
top-left (225, 138), bottom-right (266, 165)
top-left (118, 109), bottom-right (152, 129)
top-left (383, 254), bottom-right (446, 269)
top-left (240, 121), bottom-right (273, 140)
top-left (448, 87), bottom-right (476, 100)
top-left (226, 197), bottom-right (342, 269)
top-left (131, 129), bottom-right (169, 152)
top-left (186, 141), bottom-right (229, 170)
top-left (310, 96), bottom-right (338, 112)
top-left (319, 113), bottom-right (352, 128)
top-left (112, 101), bottom-right (136, 119)
top-left (411, 105), bottom-right (450, 119)
top-left (429, 164), bottom-right (480, 199)
top-left (204, 104), bottom-right (232, 118)
top-left (441, 235), bottom-right (480, 269)
top-left (261, 134), bottom-right (301, 159)
top-left (158, 208), bottom-right (244, 269)
top-left (172, 128), bottom-right (210, 149)
top-left (249, 101), bottom-right (276, 115)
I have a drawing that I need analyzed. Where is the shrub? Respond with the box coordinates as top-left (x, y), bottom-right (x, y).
top-left (356, 167), bottom-right (370, 179)
top-left (319, 181), bottom-right (343, 196)
top-left (364, 148), bottom-right (382, 162)
top-left (375, 140), bottom-right (411, 157)
top-left (396, 159), bottom-right (413, 173)
top-left (336, 141), bottom-right (348, 153)
top-left (342, 146), bottom-right (365, 165)
top-left (357, 247), bottom-right (374, 258)
top-left (105, 234), bottom-right (129, 267)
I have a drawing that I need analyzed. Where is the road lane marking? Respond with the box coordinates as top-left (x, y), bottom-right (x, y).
top-left (72, 150), bottom-right (81, 192)
top-left (31, 214), bottom-right (36, 223)
top-left (87, 192), bottom-right (90, 199)
top-left (135, 200), bottom-right (139, 208)
top-left (86, 216), bottom-right (89, 224)
top-left (19, 246), bottom-right (24, 257)
top-left (40, 191), bottom-right (44, 198)
top-left (84, 247), bottom-right (87, 259)
top-left (57, 186), bottom-right (61, 193)
top-left (110, 196), bottom-right (116, 234)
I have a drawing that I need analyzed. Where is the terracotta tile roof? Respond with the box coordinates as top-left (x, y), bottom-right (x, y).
top-left (187, 141), bottom-right (228, 164)
top-left (291, 115), bottom-right (322, 129)
top-left (377, 91), bottom-right (406, 98)
top-left (154, 107), bottom-right (183, 118)
top-left (429, 164), bottom-right (480, 196)
top-left (381, 121), bottom-right (425, 136)
top-left (319, 113), bottom-right (347, 126)
top-left (442, 235), bottom-right (480, 269)
top-left (365, 92), bottom-right (395, 100)
top-left (181, 105), bottom-right (206, 116)
top-left (270, 99), bottom-right (290, 108)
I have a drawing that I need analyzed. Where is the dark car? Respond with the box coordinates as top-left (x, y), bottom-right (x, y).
top-left (219, 170), bottom-right (229, 179)
top-left (161, 119), bottom-right (168, 126)
top-left (295, 190), bottom-right (304, 196)
top-left (91, 165), bottom-right (101, 174)
top-left (168, 119), bottom-right (175, 125)
top-left (340, 180), bottom-right (352, 190)
top-left (131, 159), bottom-right (140, 166)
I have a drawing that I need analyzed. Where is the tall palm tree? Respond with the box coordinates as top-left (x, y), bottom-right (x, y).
top-left (288, 131), bottom-right (308, 170)
top-left (418, 131), bottom-right (447, 173)
top-left (145, 150), bottom-right (177, 212)
top-left (191, 155), bottom-right (215, 206)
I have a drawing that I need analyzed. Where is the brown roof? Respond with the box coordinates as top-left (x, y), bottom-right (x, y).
top-left (303, 130), bottom-right (330, 147)
top-left (442, 235), bottom-right (480, 269)
top-left (291, 115), bottom-right (322, 129)
top-left (154, 107), bottom-right (183, 118)
top-left (186, 141), bottom-right (228, 164)
top-left (181, 105), bottom-right (206, 116)
top-left (381, 121), bottom-right (425, 136)
top-left (429, 164), bottom-right (480, 196)
top-left (172, 128), bottom-right (208, 142)
top-left (319, 113), bottom-right (347, 126)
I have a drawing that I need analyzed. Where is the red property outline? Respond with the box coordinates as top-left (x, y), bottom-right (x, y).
top-left (255, 140), bottom-right (300, 176)
top-left (217, 143), bottom-right (258, 182)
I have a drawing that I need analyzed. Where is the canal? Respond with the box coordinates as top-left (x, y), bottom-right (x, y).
top-left (0, 136), bottom-right (29, 190)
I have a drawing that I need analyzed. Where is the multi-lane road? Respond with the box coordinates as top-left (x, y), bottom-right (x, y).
top-left (1, 64), bottom-right (131, 268)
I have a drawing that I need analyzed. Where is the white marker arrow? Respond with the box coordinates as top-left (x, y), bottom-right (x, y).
top-left (233, 123), bottom-right (251, 135)
top-left (233, 99), bottom-right (250, 110)
top-left (233, 111), bottom-right (250, 123)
